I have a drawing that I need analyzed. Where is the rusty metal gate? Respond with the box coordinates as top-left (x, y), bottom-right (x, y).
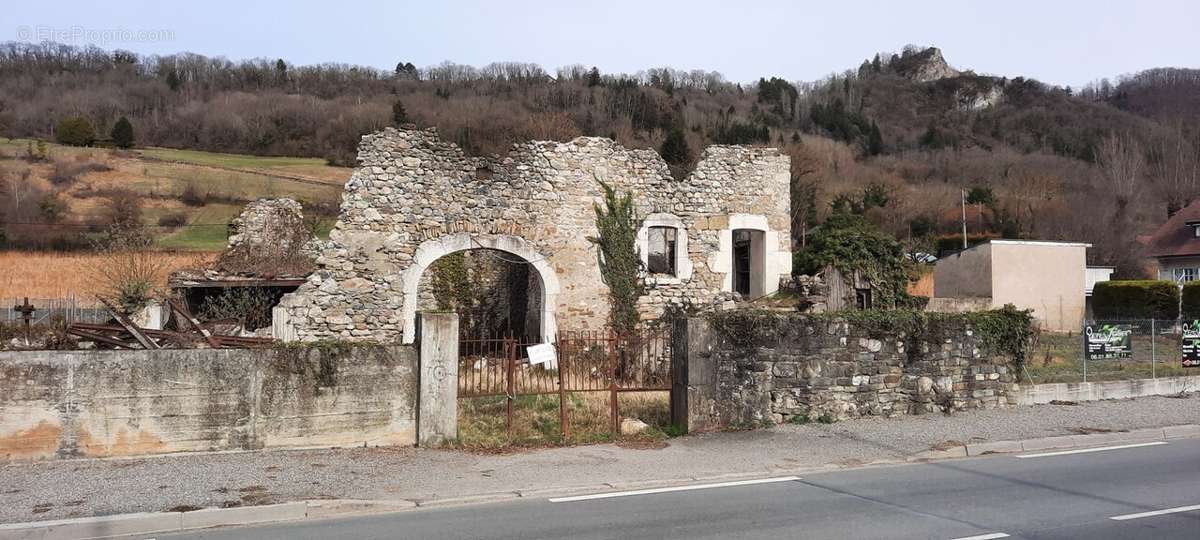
top-left (457, 326), bottom-right (673, 441)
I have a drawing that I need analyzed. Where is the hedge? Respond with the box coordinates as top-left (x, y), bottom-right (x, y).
top-left (1182, 282), bottom-right (1200, 321)
top-left (1091, 280), bottom-right (1178, 320)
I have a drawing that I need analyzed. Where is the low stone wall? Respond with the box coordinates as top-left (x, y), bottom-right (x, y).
top-left (677, 314), bottom-right (1016, 429)
top-left (0, 345), bottom-right (418, 461)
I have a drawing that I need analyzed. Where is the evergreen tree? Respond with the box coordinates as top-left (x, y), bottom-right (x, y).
top-left (274, 59), bottom-right (288, 84)
top-left (110, 116), bottom-right (135, 148)
top-left (165, 69), bottom-right (181, 91)
top-left (659, 128), bottom-right (692, 177)
top-left (867, 121), bottom-right (883, 156)
top-left (587, 66), bottom-right (602, 87)
top-left (871, 54), bottom-right (883, 73)
top-left (392, 99), bottom-right (410, 126)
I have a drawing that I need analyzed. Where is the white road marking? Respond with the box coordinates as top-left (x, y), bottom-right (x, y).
top-left (948, 533), bottom-right (1009, 540)
top-left (548, 476), bottom-right (801, 502)
top-left (1014, 441), bottom-right (1166, 458)
top-left (1110, 504), bottom-right (1200, 521)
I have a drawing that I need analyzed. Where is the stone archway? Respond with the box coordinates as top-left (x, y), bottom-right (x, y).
top-left (401, 233), bottom-right (559, 344)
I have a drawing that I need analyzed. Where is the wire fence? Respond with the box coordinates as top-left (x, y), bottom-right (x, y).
top-left (1026, 319), bottom-right (1200, 384)
top-left (0, 296), bottom-right (110, 326)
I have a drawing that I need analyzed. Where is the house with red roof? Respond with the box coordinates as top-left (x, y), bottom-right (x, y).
top-left (1145, 202), bottom-right (1200, 282)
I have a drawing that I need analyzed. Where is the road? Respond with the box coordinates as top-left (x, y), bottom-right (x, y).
top-left (161, 438), bottom-right (1200, 539)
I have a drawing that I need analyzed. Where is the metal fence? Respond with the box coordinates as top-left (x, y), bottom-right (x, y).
top-left (1025, 319), bottom-right (1200, 384)
top-left (0, 297), bottom-right (110, 326)
top-left (457, 327), bottom-right (672, 443)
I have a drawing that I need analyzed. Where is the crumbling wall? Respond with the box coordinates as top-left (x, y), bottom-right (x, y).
top-left (278, 127), bottom-right (791, 342)
top-left (0, 345), bottom-right (417, 460)
top-left (679, 314), bottom-right (1014, 428)
top-left (217, 198), bottom-right (319, 276)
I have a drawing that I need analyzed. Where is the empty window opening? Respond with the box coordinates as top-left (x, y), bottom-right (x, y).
top-left (647, 226), bottom-right (678, 275)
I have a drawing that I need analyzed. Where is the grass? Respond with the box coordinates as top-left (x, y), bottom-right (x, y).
top-left (0, 138), bottom-right (345, 247)
top-left (1025, 331), bottom-right (1195, 383)
top-left (0, 250), bottom-right (217, 299)
top-left (154, 204), bottom-right (241, 251)
top-left (456, 391), bottom-right (673, 449)
top-left (136, 146), bottom-right (347, 182)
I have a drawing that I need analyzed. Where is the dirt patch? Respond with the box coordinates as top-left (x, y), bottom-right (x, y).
top-left (1049, 400), bottom-right (1079, 406)
top-left (167, 505), bottom-right (202, 513)
top-left (31, 504), bottom-right (52, 514)
top-left (615, 437), bottom-right (669, 450)
top-left (930, 439), bottom-right (965, 451)
top-left (1069, 427), bottom-right (1128, 435)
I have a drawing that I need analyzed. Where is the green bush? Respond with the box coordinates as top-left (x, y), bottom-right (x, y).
top-left (1181, 282), bottom-right (1200, 320)
top-left (55, 116), bottom-right (96, 146)
top-left (1091, 280), bottom-right (1178, 320)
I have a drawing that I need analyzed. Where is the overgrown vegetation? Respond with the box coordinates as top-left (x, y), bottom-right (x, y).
top-left (708, 306), bottom-right (1036, 367)
top-left (589, 180), bottom-right (643, 336)
top-left (793, 212), bottom-right (921, 308)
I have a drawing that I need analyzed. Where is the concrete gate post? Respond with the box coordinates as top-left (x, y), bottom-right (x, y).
top-left (417, 312), bottom-right (458, 446)
top-left (671, 317), bottom-right (719, 432)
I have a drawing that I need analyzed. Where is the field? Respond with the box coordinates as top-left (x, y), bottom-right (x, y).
top-left (0, 138), bottom-right (349, 251)
top-left (0, 250), bottom-right (217, 299)
top-left (1025, 331), bottom-right (1195, 383)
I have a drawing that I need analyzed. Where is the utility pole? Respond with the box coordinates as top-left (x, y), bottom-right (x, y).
top-left (961, 188), bottom-right (968, 249)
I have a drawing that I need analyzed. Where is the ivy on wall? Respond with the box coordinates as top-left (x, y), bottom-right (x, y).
top-left (708, 305), bottom-right (1035, 367)
top-left (793, 213), bottom-right (921, 308)
top-left (588, 180), bottom-right (644, 335)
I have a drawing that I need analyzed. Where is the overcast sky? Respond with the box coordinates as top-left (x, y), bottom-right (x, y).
top-left (8, 0), bottom-right (1198, 88)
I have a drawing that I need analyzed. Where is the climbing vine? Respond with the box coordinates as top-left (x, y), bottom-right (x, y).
top-left (793, 213), bottom-right (920, 309)
top-left (708, 305), bottom-right (1035, 367)
top-left (588, 180), bottom-right (644, 336)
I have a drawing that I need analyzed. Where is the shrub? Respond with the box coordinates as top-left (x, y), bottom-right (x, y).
top-left (49, 158), bottom-right (112, 186)
top-left (55, 117), bottom-right (96, 146)
top-left (180, 183), bottom-right (206, 207)
top-left (1181, 282), bottom-right (1200, 321)
top-left (157, 212), bottom-right (187, 228)
top-left (1091, 280), bottom-right (1178, 320)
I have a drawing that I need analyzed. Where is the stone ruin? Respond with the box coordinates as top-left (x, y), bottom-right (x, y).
top-left (274, 127), bottom-right (792, 343)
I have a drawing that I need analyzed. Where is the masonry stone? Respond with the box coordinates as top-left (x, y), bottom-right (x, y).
top-left (277, 127), bottom-right (791, 343)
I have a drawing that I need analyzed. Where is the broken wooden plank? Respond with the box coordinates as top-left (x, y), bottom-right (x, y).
top-left (67, 328), bottom-right (139, 349)
top-left (98, 298), bottom-right (160, 350)
top-left (168, 298), bottom-right (222, 348)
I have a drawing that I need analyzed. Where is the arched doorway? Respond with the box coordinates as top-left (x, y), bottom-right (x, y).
top-left (401, 233), bottom-right (559, 344)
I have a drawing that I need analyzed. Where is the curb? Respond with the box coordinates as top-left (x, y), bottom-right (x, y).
top-left (4, 424), bottom-right (1197, 539)
top-left (963, 423), bottom-right (1200, 456)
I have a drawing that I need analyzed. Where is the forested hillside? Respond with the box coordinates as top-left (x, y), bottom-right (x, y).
top-left (0, 41), bottom-right (1196, 276)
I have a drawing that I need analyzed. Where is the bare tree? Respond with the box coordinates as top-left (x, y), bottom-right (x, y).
top-left (1152, 123), bottom-right (1198, 217)
top-left (1095, 132), bottom-right (1145, 214)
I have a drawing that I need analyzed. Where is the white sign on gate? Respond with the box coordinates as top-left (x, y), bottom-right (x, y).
top-left (527, 343), bottom-right (558, 370)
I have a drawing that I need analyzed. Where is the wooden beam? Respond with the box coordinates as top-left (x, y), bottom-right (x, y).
top-left (168, 298), bottom-right (221, 348)
top-left (98, 298), bottom-right (160, 350)
top-left (67, 328), bottom-right (138, 349)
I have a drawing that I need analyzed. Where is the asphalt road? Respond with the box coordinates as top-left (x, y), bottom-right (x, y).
top-left (160, 438), bottom-right (1200, 540)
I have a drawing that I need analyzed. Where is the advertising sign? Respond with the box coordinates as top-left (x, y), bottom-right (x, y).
top-left (1083, 324), bottom-right (1132, 361)
top-left (1183, 321), bottom-right (1200, 368)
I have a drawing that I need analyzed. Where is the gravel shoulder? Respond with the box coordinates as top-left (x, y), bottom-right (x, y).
top-left (2, 395), bottom-right (1197, 524)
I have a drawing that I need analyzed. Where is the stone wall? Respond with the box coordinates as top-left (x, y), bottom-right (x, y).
top-left (277, 127), bottom-right (791, 343)
top-left (678, 314), bottom-right (1015, 429)
top-left (0, 345), bottom-right (417, 460)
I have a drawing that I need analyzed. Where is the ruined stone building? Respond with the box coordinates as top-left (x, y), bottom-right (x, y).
top-left (274, 127), bottom-right (791, 343)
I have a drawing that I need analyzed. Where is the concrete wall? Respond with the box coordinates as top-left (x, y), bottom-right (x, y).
top-left (0, 346), bottom-right (418, 461)
top-left (934, 243), bottom-right (993, 298)
top-left (1012, 375), bottom-right (1200, 405)
top-left (990, 241), bottom-right (1087, 332)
